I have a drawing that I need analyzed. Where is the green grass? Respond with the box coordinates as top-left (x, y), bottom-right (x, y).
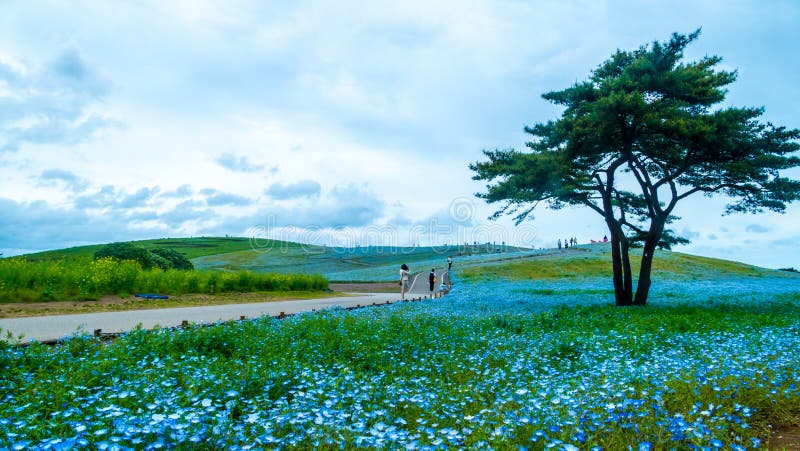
top-left (17, 237), bottom-right (529, 282)
top-left (1, 241), bottom-right (799, 448)
top-left (461, 244), bottom-right (784, 281)
top-left (0, 257), bottom-right (328, 302)
top-left (20, 236), bottom-right (255, 261)
top-left (192, 242), bottom-right (529, 280)
top-left (1, 289), bottom-right (798, 448)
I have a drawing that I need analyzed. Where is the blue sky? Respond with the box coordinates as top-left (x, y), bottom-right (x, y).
top-left (0, 1), bottom-right (798, 269)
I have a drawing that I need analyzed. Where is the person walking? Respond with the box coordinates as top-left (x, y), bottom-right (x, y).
top-left (399, 264), bottom-right (410, 300)
top-left (447, 256), bottom-right (453, 270)
top-left (428, 269), bottom-right (436, 293)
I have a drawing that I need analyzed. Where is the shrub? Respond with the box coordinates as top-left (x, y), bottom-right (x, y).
top-left (0, 258), bottom-right (328, 301)
top-left (94, 242), bottom-right (153, 269)
top-left (150, 248), bottom-right (194, 270)
top-left (148, 253), bottom-right (172, 271)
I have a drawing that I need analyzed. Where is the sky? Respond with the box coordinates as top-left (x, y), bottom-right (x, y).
top-left (0, 0), bottom-right (798, 269)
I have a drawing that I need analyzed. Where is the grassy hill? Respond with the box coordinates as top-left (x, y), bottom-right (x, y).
top-left (193, 242), bottom-right (533, 282)
top-left (460, 243), bottom-right (784, 282)
top-left (19, 236), bottom-right (255, 261)
top-left (18, 236), bottom-right (535, 282)
top-left (16, 236), bottom-right (796, 287)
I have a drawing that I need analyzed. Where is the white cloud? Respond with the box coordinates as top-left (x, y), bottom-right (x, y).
top-left (265, 180), bottom-right (321, 200)
top-left (0, 1), bottom-right (797, 269)
top-left (0, 48), bottom-right (119, 152)
top-left (204, 190), bottom-right (254, 207)
top-left (215, 152), bottom-right (265, 173)
top-left (37, 169), bottom-right (90, 192)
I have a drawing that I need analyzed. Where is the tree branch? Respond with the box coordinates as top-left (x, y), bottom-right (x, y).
top-left (581, 199), bottom-right (606, 217)
top-left (627, 156), bottom-right (658, 216)
top-left (676, 182), bottom-right (753, 201)
top-left (619, 219), bottom-right (646, 235)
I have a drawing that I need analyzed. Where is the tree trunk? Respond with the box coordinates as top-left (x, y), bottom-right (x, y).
top-left (620, 234), bottom-right (633, 303)
top-left (608, 221), bottom-right (632, 306)
top-left (633, 221), bottom-right (666, 306)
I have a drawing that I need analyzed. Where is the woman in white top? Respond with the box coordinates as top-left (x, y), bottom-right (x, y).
top-left (399, 263), bottom-right (410, 300)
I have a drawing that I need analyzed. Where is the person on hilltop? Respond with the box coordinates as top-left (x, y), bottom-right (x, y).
top-left (558, 238), bottom-right (562, 250)
top-left (447, 256), bottom-right (453, 271)
top-left (428, 269), bottom-right (436, 293)
top-left (603, 235), bottom-right (608, 243)
top-left (399, 263), bottom-right (410, 300)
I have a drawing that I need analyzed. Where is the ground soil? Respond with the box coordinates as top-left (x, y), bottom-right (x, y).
top-left (771, 425), bottom-right (800, 450)
top-left (0, 283), bottom-right (395, 318)
top-left (330, 282), bottom-right (398, 293)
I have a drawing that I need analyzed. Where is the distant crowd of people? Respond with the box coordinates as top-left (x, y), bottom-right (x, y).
top-left (557, 235), bottom-right (610, 249)
top-left (557, 237), bottom-right (578, 250)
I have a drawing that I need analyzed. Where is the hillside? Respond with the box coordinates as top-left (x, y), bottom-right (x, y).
top-left (460, 243), bottom-right (787, 281)
top-left (17, 237), bottom-right (794, 286)
top-left (193, 242), bottom-right (533, 281)
top-left (18, 237), bottom-right (533, 282)
top-left (19, 237), bottom-right (254, 261)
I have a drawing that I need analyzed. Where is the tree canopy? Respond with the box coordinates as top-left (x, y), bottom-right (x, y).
top-left (471, 30), bottom-right (800, 305)
top-left (94, 243), bottom-right (194, 271)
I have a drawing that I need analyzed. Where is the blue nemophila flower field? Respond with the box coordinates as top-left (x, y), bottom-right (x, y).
top-left (1, 253), bottom-right (799, 449)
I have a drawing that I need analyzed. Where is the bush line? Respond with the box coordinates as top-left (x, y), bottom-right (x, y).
top-left (0, 258), bottom-right (328, 302)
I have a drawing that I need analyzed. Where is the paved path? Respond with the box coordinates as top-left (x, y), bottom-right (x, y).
top-left (0, 292), bottom-right (400, 343)
top-left (409, 268), bottom-right (449, 295)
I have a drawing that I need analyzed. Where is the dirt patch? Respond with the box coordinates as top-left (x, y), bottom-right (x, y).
top-left (772, 425), bottom-right (800, 450)
top-left (330, 282), bottom-right (399, 293)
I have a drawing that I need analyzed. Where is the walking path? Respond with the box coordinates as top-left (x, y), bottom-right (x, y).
top-left (408, 268), bottom-right (449, 294)
top-left (1, 267), bottom-right (454, 343)
top-left (0, 292), bottom-right (400, 343)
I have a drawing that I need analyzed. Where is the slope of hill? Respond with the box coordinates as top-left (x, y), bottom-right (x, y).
top-left (192, 242), bottom-right (534, 281)
top-left (460, 243), bottom-right (785, 282)
top-left (16, 237), bottom-right (536, 282)
top-left (17, 237), bottom-right (792, 285)
top-left (19, 237), bottom-right (255, 261)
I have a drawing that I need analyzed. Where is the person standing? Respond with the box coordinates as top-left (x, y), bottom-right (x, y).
top-left (399, 264), bottom-right (410, 300)
top-left (428, 269), bottom-right (436, 293)
top-left (447, 256), bottom-right (453, 271)
top-left (558, 238), bottom-right (562, 250)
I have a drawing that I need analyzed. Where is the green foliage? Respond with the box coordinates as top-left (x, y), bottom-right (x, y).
top-left (150, 248), bottom-right (194, 270)
top-left (148, 252), bottom-right (173, 271)
top-left (471, 30), bottom-right (800, 305)
top-left (22, 236), bottom-right (254, 261)
top-left (0, 258), bottom-right (328, 302)
top-left (94, 242), bottom-right (153, 269)
top-left (91, 242), bottom-right (194, 272)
